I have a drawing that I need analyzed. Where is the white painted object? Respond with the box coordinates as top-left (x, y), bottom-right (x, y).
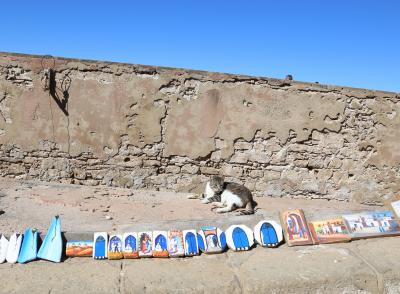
top-left (253, 220), bottom-right (283, 248)
top-left (138, 231), bottom-right (153, 257)
top-left (6, 233), bottom-right (22, 264)
top-left (225, 225), bottom-right (254, 251)
top-left (168, 230), bottom-right (185, 257)
top-left (0, 234), bottom-right (9, 263)
top-left (152, 231), bottom-right (169, 257)
top-left (93, 232), bottom-right (108, 260)
top-left (197, 226), bottom-right (227, 254)
top-left (122, 232), bottom-right (139, 259)
top-left (183, 229), bottom-right (199, 256)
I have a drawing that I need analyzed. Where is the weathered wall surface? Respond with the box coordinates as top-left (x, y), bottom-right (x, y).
top-left (0, 52), bottom-right (399, 204)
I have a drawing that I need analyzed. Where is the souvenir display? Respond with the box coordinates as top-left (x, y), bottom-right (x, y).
top-left (138, 231), bottom-right (153, 257)
top-left (183, 230), bottom-right (199, 256)
top-left (225, 225), bottom-right (254, 251)
top-left (253, 220), bottom-right (283, 248)
top-left (93, 232), bottom-right (108, 260)
top-left (197, 226), bottom-right (226, 254)
top-left (123, 232), bottom-right (139, 259)
top-left (281, 209), bottom-right (313, 246)
top-left (108, 235), bottom-right (124, 260)
top-left (152, 231), bottom-right (169, 258)
top-left (37, 216), bottom-right (62, 263)
top-left (66, 241), bottom-right (93, 257)
top-left (18, 228), bottom-right (38, 263)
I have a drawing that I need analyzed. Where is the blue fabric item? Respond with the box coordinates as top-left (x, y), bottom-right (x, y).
top-left (37, 216), bottom-right (62, 262)
top-left (18, 228), bottom-right (38, 263)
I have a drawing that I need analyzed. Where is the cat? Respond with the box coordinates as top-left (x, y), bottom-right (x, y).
top-left (189, 176), bottom-right (257, 215)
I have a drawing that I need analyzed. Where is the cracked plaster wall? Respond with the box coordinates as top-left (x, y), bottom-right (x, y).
top-left (0, 52), bottom-right (399, 204)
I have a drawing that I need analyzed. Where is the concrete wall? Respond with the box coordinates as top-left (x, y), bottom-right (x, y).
top-left (0, 52), bottom-right (399, 204)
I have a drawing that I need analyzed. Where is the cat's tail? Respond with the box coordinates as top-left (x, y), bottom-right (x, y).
top-left (238, 200), bottom-right (258, 215)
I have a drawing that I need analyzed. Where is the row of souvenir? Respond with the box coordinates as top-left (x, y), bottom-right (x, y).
top-left (2, 203), bottom-right (400, 264)
top-left (89, 220), bottom-right (282, 260)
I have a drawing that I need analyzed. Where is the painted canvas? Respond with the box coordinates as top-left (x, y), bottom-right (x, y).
top-left (138, 231), bottom-right (153, 257)
top-left (281, 209), bottom-right (313, 246)
top-left (342, 211), bottom-right (400, 239)
top-left (123, 232), bottom-right (139, 259)
top-left (93, 232), bottom-right (108, 259)
top-left (183, 230), bottom-right (199, 256)
top-left (197, 226), bottom-right (227, 254)
top-left (309, 218), bottom-right (351, 244)
top-left (391, 200), bottom-right (400, 218)
top-left (153, 231), bottom-right (169, 258)
top-left (66, 241), bottom-right (93, 257)
top-left (225, 225), bottom-right (254, 251)
top-left (108, 234), bottom-right (123, 260)
top-left (253, 220), bottom-right (284, 248)
top-left (168, 230), bottom-right (185, 257)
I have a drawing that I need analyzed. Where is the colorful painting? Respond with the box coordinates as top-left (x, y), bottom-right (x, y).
top-left (342, 211), bottom-right (400, 239)
top-left (93, 232), bottom-right (108, 259)
top-left (138, 231), bottom-right (153, 257)
top-left (309, 218), bottom-right (351, 244)
top-left (108, 234), bottom-right (123, 260)
top-left (253, 220), bottom-right (283, 248)
top-left (183, 230), bottom-right (199, 256)
top-left (225, 225), bottom-right (254, 251)
top-left (168, 230), bottom-right (185, 257)
top-left (153, 231), bottom-right (169, 258)
top-left (66, 241), bottom-right (93, 257)
top-left (197, 226), bottom-right (227, 254)
top-left (391, 200), bottom-right (400, 218)
top-left (122, 232), bottom-right (139, 259)
top-left (281, 209), bottom-right (313, 246)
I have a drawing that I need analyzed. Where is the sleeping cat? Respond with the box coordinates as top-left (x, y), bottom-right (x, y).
top-left (190, 176), bottom-right (257, 215)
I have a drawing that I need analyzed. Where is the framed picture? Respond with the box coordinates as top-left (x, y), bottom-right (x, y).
top-left (281, 209), bottom-right (313, 246)
top-left (390, 200), bottom-right (400, 218)
top-left (309, 218), bottom-right (351, 244)
top-left (342, 211), bottom-right (400, 239)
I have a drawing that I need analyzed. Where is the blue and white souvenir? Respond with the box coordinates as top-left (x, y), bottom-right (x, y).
top-left (197, 226), bottom-right (226, 254)
top-left (253, 220), bottom-right (283, 248)
top-left (93, 232), bottom-right (108, 259)
top-left (0, 234), bottom-right (8, 263)
top-left (225, 225), bottom-right (254, 251)
top-left (6, 233), bottom-right (22, 264)
top-left (183, 230), bottom-right (199, 256)
top-left (37, 216), bottom-right (62, 262)
top-left (18, 228), bottom-right (38, 263)
top-left (123, 232), bottom-right (139, 259)
top-left (153, 231), bottom-right (169, 257)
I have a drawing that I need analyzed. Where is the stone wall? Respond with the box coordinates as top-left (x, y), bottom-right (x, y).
top-left (0, 52), bottom-right (399, 204)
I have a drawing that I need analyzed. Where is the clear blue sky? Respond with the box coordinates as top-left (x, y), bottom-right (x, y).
top-left (1, 1), bottom-right (399, 92)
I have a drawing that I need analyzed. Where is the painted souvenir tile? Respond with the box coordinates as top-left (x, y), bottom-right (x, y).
top-left (138, 231), bottom-right (153, 257)
top-left (6, 233), bottom-right (23, 264)
top-left (391, 200), bottom-right (400, 218)
top-left (253, 220), bottom-right (284, 248)
top-left (108, 234), bottom-right (123, 260)
top-left (342, 211), bottom-right (400, 239)
top-left (183, 230), bottom-right (199, 256)
top-left (281, 209), bottom-right (313, 246)
top-left (93, 232), bottom-right (108, 260)
top-left (66, 241), bottom-right (93, 257)
top-left (0, 234), bottom-right (9, 263)
top-left (225, 225), bottom-right (254, 251)
top-left (197, 226), bottom-right (227, 254)
top-left (168, 230), bottom-right (185, 257)
top-left (309, 218), bottom-right (351, 244)
top-left (152, 231), bottom-right (169, 258)
top-left (123, 232), bottom-right (139, 259)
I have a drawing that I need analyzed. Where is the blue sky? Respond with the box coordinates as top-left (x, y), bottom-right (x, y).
top-left (1, 1), bottom-right (399, 92)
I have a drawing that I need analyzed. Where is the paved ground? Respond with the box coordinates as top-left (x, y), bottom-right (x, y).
top-left (0, 178), bottom-right (399, 293)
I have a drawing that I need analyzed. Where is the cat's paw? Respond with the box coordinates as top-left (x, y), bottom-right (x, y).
top-left (201, 198), bottom-right (210, 204)
top-left (187, 193), bottom-right (200, 199)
